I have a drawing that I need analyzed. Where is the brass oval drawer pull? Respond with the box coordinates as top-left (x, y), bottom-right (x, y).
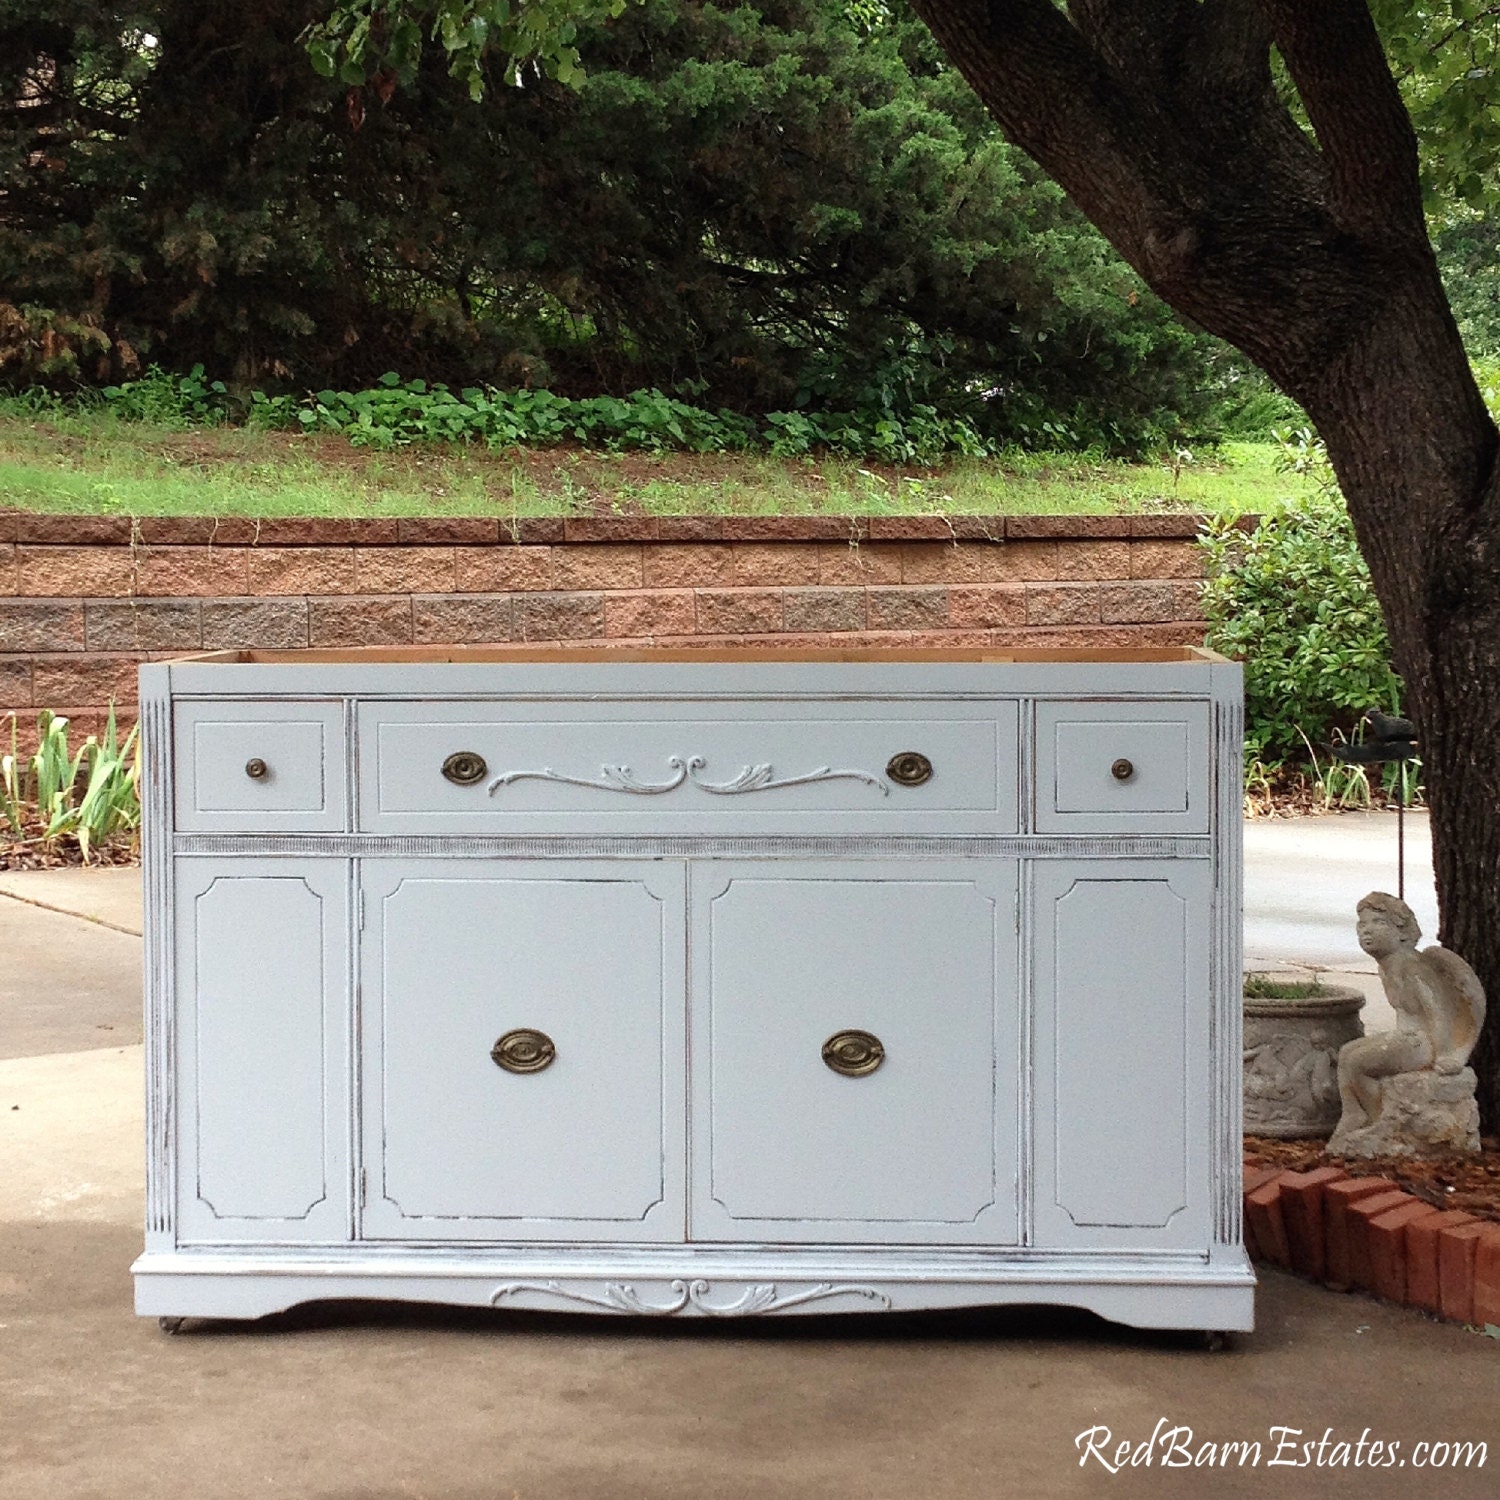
top-left (492, 1029), bottom-right (555, 1074)
top-left (886, 751), bottom-right (932, 787)
top-left (245, 758), bottom-right (269, 780)
top-left (442, 751), bottom-right (488, 786)
top-left (822, 1029), bottom-right (885, 1077)
top-left (1111, 758), bottom-right (1135, 782)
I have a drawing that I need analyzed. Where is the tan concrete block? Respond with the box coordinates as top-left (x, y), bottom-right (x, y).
top-left (1099, 581), bottom-right (1178, 624)
top-left (817, 542), bottom-right (903, 587)
top-left (730, 543), bottom-right (821, 587)
top-left (1055, 541), bottom-right (1131, 582)
top-left (10, 515), bottom-right (131, 544)
top-left (85, 600), bottom-right (202, 651)
top-left (642, 543), bottom-right (737, 588)
top-left (201, 599), bottom-right (310, 650)
top-left (782, 589), bottom-right (867, 633)
top-left (867, 587), bottom-right (949, 631)
top-left (396, 518), bottom-right (500, 543)
top-left (907, 629), bottom-right (995, 649)
top-left (1134, 621), bottom-right (1209, 646)
top-left (355, 547), bottom-right (456, 594)
top-left (133, 547), bottom-right (250, 598)
top-left (0, 601), bottom-right (87, 651)
top-left (562, 517), bottom-right (660, 543)
top-left (455, 547), bottom-right (554, 593)
top-left (1130, 540), bottom-right (1204, 579)
top-left (1130, 515), bottom-right (1207, 538)
top-left (308, 596), bottom-right (413, 647)
top-left (1171, 580), bottom-right (1205, 619)
top-left (602, 590), bottom-right (696, 638)
top-left (516, 592), bottom-right (606, 641)
top-left (248, 547), bottom-right (357, 596)
top-left (0, 544), bottom-right (16, 595)
top-left (17, 546), bottom-right (135, 597)
top-left (947, 585), bottom-right (1027, 629)
top-left (902, 541), bottom-right (1057, 584)
top-left (981, 624), bottom-right (1199, 651)
top-left (656, 517), bottom-right (727, 542)
top-left (694, 589), bottom-right (783, 634)
top-left (722, 517), bottom-right (860, 541)
top-left (251, 519), bottom-right (399, 545)
top-left (413, 595), bottom-right (516, 645)
top-left (1026, 584), bottom-right (1102, 626)
top-left (32, 654), bottom-right (142, 707)
top-left (0, 655), bottom-right (33, 708)
top-left (868, 516), bottom-right (965, 541)
top-left (551, 544), bottom-right (644, 591)
top-left (1005, 516), bottom-right (1132, 539)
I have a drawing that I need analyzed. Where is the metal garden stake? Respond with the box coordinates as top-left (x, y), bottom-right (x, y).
top-left (1331, 710), bottom-right (1418, 898)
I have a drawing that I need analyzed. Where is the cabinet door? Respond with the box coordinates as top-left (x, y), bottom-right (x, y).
top-left (174, 859), bottom-right (351, 1244)
top-left (1032, 859), bottom-right (1212, 1250)
top-left (361, 860), bottom-right (686, 1242)
top-left (690, 860), bottom-right (1019, 1244)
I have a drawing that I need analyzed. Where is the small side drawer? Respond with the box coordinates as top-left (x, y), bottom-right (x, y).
top-left (1034, 700), bottom-right (1210, 834)
top-left (174, 700), bottom-right (347, 831)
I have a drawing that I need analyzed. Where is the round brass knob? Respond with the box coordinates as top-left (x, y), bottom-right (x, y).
top-left (1111, 758), bottom-right (1135, 782)
top-left (886, 751), bottom-right (932, 787)
top-left (492, 1029), bottom-right (555, 1074)
top-left (244, 758), bottom-right (268, 780)
top-left (822, 1029), bottom-right (885, 1077)
top-left (442, 750), bottom-right (488, 786)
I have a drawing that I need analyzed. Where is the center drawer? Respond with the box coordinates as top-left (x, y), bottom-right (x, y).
top-left (357, 700), bottom-right (1018, 835)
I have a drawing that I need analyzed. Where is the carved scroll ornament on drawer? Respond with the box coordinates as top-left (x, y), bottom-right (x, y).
top-left (485, 754), bottom-right (892, 798)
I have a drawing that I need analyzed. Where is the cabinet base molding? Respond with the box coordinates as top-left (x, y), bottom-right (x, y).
top-left (132, 1250), bottom-right (1255, 1331)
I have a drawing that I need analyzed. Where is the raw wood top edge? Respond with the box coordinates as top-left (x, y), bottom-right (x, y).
top-left (172, 645), bottom-right (1228, 666)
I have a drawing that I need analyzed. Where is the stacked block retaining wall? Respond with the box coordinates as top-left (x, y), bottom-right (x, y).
top-left (0, 512), bottom-right (1209, 736)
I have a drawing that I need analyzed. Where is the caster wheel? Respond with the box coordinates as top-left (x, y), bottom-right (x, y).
top-left (1203, 1330), bottom-right (1231, 1352)
top-left (158, 1316), bottom-right (187, 1336)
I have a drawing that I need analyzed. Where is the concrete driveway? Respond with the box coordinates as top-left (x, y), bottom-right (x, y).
top-left (2, 818), bottom-right (1497, 1500)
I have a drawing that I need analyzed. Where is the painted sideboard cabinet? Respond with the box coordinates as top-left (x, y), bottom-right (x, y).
top-left (134, 646), bottom-right (1253, 1334)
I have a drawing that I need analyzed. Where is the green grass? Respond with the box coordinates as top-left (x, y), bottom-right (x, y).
top-left (0, 411), bottom-right (1314, 519)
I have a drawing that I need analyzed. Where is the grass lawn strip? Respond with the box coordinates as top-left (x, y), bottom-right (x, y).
top-left (0, 417), bottom-right (1312, 519)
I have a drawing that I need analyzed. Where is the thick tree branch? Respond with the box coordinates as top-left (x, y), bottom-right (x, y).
top-left (1066, 0), bottom-right (1194, 91)
top-left (910, 1), bottom-right (1190, 264)
top-left (1257, 0), bottom-right (1426, 242)
top-left (1181, 0), bottom-right (1325, 204)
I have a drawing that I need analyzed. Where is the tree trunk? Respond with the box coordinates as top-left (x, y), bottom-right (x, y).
top-left (909, 0), bottom-right (1500, 1126)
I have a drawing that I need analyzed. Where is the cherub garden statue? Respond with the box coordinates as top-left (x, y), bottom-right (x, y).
top-left (1328, 892), bottom-right (1486, 1158)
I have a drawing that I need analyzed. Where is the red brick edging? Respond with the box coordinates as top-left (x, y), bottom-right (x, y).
top-left (1243, 1164), bottom-right (1500, 1327)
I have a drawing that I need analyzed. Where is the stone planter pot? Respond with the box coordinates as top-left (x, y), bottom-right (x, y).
top-left (1243, 977), bottom-right (1366, 1139)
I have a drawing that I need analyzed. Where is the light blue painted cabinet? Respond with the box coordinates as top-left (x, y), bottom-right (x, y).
top-left (135, 646), bottom-right (1252, 1333)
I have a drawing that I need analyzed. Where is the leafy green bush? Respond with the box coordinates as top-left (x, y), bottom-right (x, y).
top-left (243, 373), bottom-right (989, 461)
top-left (99, 364), bottom-right (229, 427)
top-left (1199, 431), bottom-right (1405, 771)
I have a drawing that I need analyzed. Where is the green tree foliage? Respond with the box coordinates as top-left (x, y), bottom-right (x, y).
top-left (304, 0), bottom-right (629, 93)
top-left (0, 0), bottom-right (1218, 450)
top-left (1369, 0), bottom-right (1500, 211)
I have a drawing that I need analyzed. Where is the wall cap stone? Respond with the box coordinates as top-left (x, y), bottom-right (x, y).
top-left (0, 511), bottom-right (1232, 547)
